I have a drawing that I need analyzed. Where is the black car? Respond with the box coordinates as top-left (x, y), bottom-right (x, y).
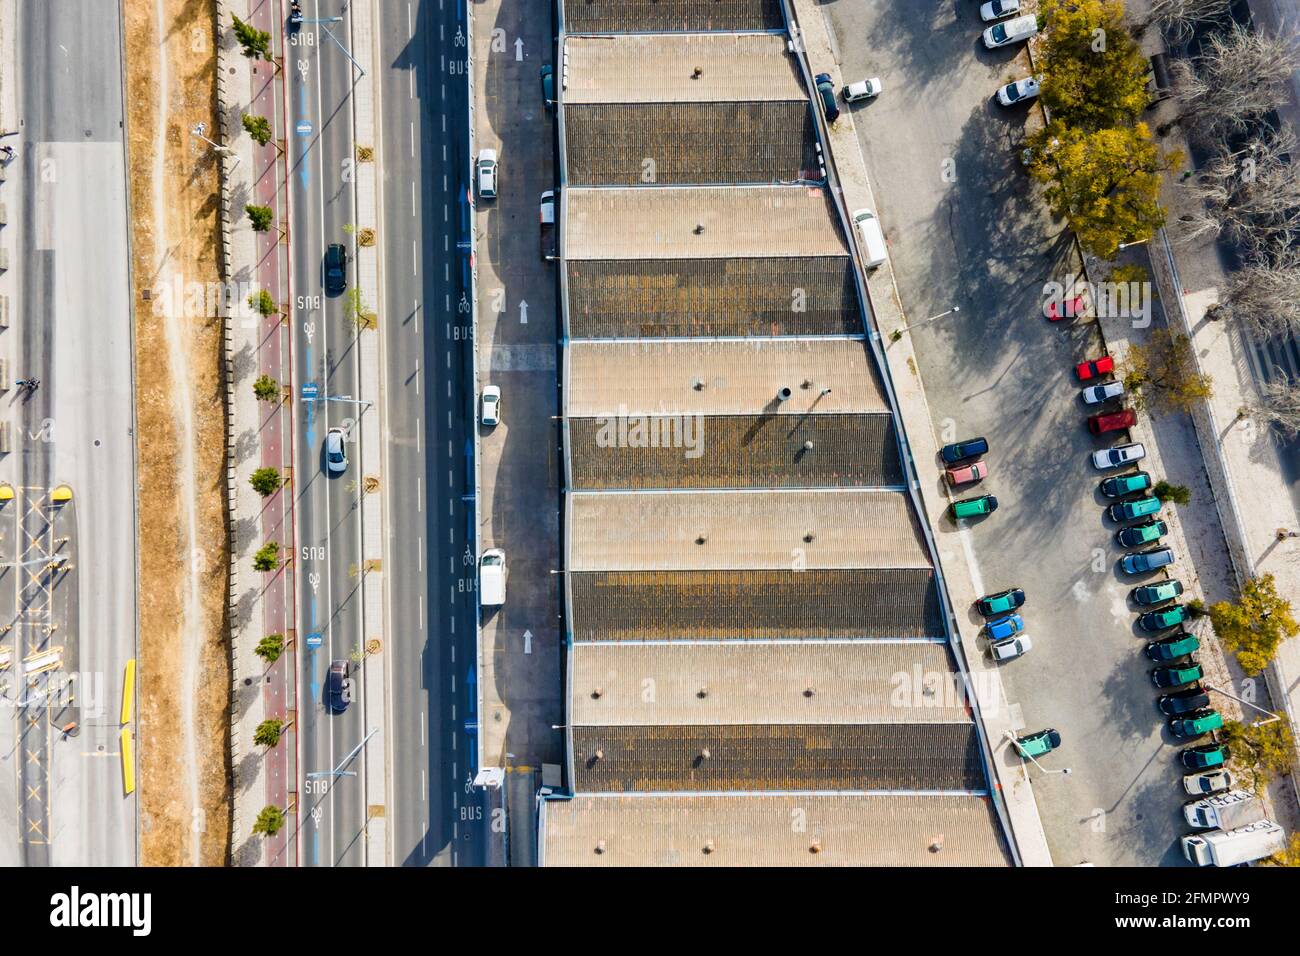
top-left (327, 659), bottom-right (350, 712)
top-left (815, 73), bottom-right (840, 122)
top-left (324, 242), bottom-right (348, 295)
top-left (1158, 687), bottom-right (1210, 716)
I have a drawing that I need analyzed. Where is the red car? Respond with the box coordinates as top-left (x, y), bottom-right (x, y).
top-left (1087, 407), bottom-right (1137, 435)
top-left (945, 460), bottom-right (989, 486)
top-left (1045, 293), bottom-right (1087, 321)
top-left (1075, 355), bottom-right (1115, 381)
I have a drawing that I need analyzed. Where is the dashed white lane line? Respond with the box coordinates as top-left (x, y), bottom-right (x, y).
top-left (411, 180), bottom-right (416, 215)
top-left (413, 239), bottom-right (418, 276)
top-left (410, 121), bottom-right (415, 157)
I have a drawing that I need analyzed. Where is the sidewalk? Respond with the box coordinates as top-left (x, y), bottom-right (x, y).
top-left (221, 0), bottom-right (297, 867)
top-left (787, 0), bottom-right (1052, 866)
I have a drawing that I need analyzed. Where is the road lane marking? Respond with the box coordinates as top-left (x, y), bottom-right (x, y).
top-left (413, 239), bottom-right (418, 276)
top-left (410, 121), bottom-right (415, 157)
top-left (417, 477), bottom-right (422, 510)
top-left (411, 180), bottom-right (416, 215)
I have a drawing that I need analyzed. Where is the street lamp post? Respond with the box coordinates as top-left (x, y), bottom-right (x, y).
top-left (1203, 684), bottom-right (1281, 726)
top-left (190, 122), bottom-right (241, 171)
top-left (302, 16), bottom-right (366, 77)
top-left (892, 306), bottom-right (960, 340)
top-left (1004, 731), bottom-right (1072, 775)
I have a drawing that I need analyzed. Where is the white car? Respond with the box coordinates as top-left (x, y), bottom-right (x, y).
top-left (480, 385), bottom-right (501, 426)
top-left (980, 0), bottom-right (1020, 21)
top-left (479, 548), bottom-right (506, 606)
top-left (991, 635), bottom-right (1032, 661)
top-left (844, 77), bottom-right (883, 102)
top-left (983, 13), bottom-right (1038, 49)
top-left (1091, 442), bottom-right (1146, 471)
top-left (325, 427), bottom-right (347, 474)
top-left (476, 148), bottom-right (498, 199)
top-left (997, 75), bottom-right (1041, 106)
top-left (1081, 382), bottom-right (1125, 405)
top-left (1183, 769), bottom-right (1233, 796)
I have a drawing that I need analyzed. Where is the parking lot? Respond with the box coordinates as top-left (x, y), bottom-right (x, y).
top-left (817, 0), bottom-right (1206, 864)
top-left (472, 0), bottom-right (563, 848)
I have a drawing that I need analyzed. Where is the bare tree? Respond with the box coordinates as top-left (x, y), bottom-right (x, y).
top-left (1250, 380), bottom-right (1300, 437)
top-left (1212, 261), bottom-right (1300, 338)
top-left (1171, 23), bottom-right (1300, 141)
top-left (1176, 126), bottom-right (1300, 254)
top-left (1144, 0), bottom-right (1233, 43)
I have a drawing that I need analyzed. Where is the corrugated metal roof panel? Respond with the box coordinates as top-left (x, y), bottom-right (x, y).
top-left (563, 0), bottom-right (784, 33)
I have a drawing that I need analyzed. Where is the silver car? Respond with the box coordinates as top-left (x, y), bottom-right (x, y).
top-left (1091, 442), bottom-right (1146, 470)
top-left (1081, 381), bottom-right (1125, 405)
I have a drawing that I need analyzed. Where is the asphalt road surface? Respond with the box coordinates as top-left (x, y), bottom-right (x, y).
top-left (289, 0), bottom-right (370, 868)
top-left (376, 0), bottom-right (486, 868)
top-left (2, 0), bottom-right (138, 867)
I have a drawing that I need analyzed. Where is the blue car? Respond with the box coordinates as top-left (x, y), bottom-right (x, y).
top-left (985, 613), bottom-right (1024, 640)
top-left (940, 436), bottom-right (989, 464)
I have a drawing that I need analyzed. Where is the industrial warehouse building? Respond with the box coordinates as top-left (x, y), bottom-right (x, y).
top-left (542, 0), bottom-right (1013, 865)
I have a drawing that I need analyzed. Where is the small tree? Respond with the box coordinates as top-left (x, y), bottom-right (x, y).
top-left (1152, 480), bottom-right (1191, 505)
top-left (1250, 381), bottom-right (1300, 438)
top-left (1123, 329), bottom-right (1213, 412)
top-left (1220, 718), bottom-right (1295, 792)
top-left (231, 14), bottom-right (272, 61)
top-left (254, 719), bottom-right (284, 748)
top-left (255, 633), bottom-right (285, 664)
top-left (250, 467), bottom-right (282, 497)
top-left (253, 805), bottom-right (285, 837)
top-left (246, 204), bottom-right (273, 232)
top-left (242, 113), bottom-right (272, 146)
top-left (1140, 0), bottom-right (1233, 43)
top-left (1210, 573), bottom-right (1299, 674)
top-left (248, 289), bottom-right (276, 316)
top-left (1170, 23), bottom-right (1300, 142)
top-left (1213, 260), bottom-right (1300, 339)
top-left (344, 288), bottom-right (377, 330)
top-left (253, 541), bottom-right (281, 572)
top-left (1027, 122), bottom-right (1177, 259)
top-left (253, 374), bottom-right (280, 402)
top-left (1265, 833), bottom-right (1300, 867)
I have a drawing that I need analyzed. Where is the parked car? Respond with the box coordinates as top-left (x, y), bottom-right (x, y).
top-left (1099, 471), bottom-right (1152, 498)
top-left (1046, 293), bottom-right (1087, 322)
top-left (980, 0), bottom-right (1021, 20)
top-left (1082, 381), bottom-right (1125, 405)
top-left (540, 64), bottom-right (555, 107)
top-left (996, 75), bottom-right (1040, 106)
top-left (983, 13), bottom-right (1039, 48)
top-left (991, 635), bottom-right (1033, 661)
top-left (1108, 495), bottom-right (1161, 523)
top-left (945, 461), bottom-right (988, 485)
top-left (985, 613), bottom-right (1024, 640)
top-left (940, 436), bottom-right (988, 463)
top-left (814, 72), bottom-right (840, 122)
top-left (324, 426), bottom-right (347, 474)
top-left (323, 242), bottom-right (348, 295)
top-left (327, 659), bottom-right (350, 712)
top-left (480, 385), bottom-right (501, 426)
top-left (1092, 442), bottom-right (1146, 470)
top-left (977, 587), bottom-right (1025, 617)
top-left (1183, 769), bottom-right (1233, 796)
top-left (1152, 658), bottom-right (1204, 688)
top-left (1117, 519), bottom-right (1168, 549)
top-left (1170, 710), bottom-right (1224, 739)
top-left (1132, 579), bottom-right (1184, 606)
top-left (950, 494), bottom-right (998, 519)
top-left (539, 189), bottom-right (557, 259)
top-left (1075, 355), bottom-right (1115, 381)
top-left (476, 148), bottom-right (498, 199)
top-left (1120, 546), bottom-right (1175, 575)
top-left (1088, 408), bottom-right (1138, 435)
top-left (1013, 728), bottom-right (1061, 758)
top-left (1146, 631), bottom-right (1199, 661)
top-left (844, 77), bottom-right (883, 101)
top-left (1138, 603), bottom-right (1188, 632)
top-left (1181, 744), bottom-right (1228, 770)
top-left (1159, 688), bottom-right (1211, 716)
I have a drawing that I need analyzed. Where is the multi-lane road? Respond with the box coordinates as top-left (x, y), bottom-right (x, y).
top-left (0, 0), bottom-right (138, 867)
top-left (288, 0), bottom-right (486, 867)
top-left (375, 0), bottom-right (487, 868)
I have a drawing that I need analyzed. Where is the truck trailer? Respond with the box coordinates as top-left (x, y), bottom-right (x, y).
top-left (1181, 819), bottom-right (1286, 867)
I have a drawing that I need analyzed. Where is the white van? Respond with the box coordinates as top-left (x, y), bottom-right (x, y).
top-left (479, 549), bottom-right (506, 606)
top-left (851, 209), bottom-right (888, 270)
